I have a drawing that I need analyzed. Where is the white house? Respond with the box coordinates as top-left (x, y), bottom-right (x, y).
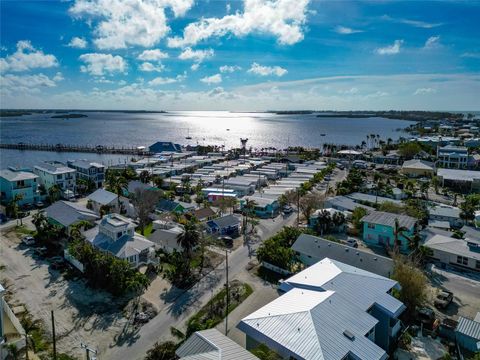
top-left (1, 284), bottom-right (26, 359)
top-left (85, 213), bottom-right (155, 267)
top-left (148, 220), bottom-right (185, 253)
top-left (238, 258), bottom-right (405, 359)
top-left (34, 161), bottom-right (76, 199)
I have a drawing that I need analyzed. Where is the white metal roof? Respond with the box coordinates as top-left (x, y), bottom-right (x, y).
top-left (424, 235), bottom-right (480, 261)
top-left (87, 188), bottom-right (117, 205)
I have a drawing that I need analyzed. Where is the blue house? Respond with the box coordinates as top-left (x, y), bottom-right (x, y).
top-left (0, 168), bottom-right (40, 206)
top-left (207, 214), bottom-right (241, 236)
top-left (149, 141), bottom-right (182, 153)
top-left (240, 196), bottom-right (279, 219)
top-left (361, 211), bottom-right (417, 253)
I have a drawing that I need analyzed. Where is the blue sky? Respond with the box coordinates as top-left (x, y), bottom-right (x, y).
top-left (1, 0), bottom-right (480, 111)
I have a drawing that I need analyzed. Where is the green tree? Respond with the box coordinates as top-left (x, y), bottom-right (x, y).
top-left (106, 175), bottom-right (128, 210)
top-left (251, 344), bottom-right (282, 360)
top-left (139, 170), bottom-right (151, 184)
top-left (48, 184), bottom-right (62, 203)
top-left (7, 193), bottom-right (24, 225)
top-left (398, 142), bottom-right (422, 159)
top-left (20, 313), bottom-right (42, 355)
top-left (144, 341), bottom-right (177, 360)
top-left (460, 194), bottom-right (480, 225)
top-left (351, 207), bottom-right (367, 235)
top-left (176, 220), bottom-right (200, 259)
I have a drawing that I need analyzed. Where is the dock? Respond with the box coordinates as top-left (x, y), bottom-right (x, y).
top-left (0, 143), bottom-right (152, 156)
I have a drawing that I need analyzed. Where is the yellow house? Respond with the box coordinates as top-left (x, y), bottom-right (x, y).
top-left (400, 159), bottom-right (435, 178)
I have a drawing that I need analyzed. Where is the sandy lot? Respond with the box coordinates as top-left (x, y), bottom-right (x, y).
top-left (0, 228), bottom-right (130, 358)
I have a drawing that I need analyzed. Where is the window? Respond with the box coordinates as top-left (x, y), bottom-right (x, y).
top-left (367, 223), bottom-right (375, 229)
top-left (117, 232), bottom-right (122, 239)
top-left (456, 256), bottom-right (468, 266)
top-left (57, 174), bottom-right (62, 179)
top-left (476, 260), bottom-right (480, 270)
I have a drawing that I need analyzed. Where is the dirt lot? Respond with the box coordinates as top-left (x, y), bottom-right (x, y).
top-left (0, 228), bottom-right (130, 359)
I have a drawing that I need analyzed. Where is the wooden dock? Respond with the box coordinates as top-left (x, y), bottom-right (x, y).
top-left (0, 143), bottom-right (152, 156)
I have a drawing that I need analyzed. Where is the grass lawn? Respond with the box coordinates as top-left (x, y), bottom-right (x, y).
top-left (136, 222), bottom-right (154, 237)
top-left (15, 225), bottom-right (36, 236)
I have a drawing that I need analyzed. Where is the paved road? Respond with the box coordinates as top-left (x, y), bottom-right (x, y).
top-left (105, 168), bottom-right (345, 360)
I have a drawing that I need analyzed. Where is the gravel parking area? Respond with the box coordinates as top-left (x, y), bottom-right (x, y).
top-left (0, 228), bottom-right (129, 359)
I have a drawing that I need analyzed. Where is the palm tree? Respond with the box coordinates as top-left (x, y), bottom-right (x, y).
top-left (107, 175), bottom-right (128, 210)
top-left (5, 343), bottom-right (19, 360)
top-left (20, 314), bottom-right (42, 359)
top-left (139, 170), bottom-right (151, 184)
top-left (8, 193), bottom-right (24, 226)
top-left (420, 181), bottom-right (430, 200)
top-left (176, 221), bottom-right (200, 258)
top-left (48, 184), bottom-right (62, 203)
top-left (243, 198), bottom-right (257, 236)
top-left (392, 218), bottom-right (416, 254)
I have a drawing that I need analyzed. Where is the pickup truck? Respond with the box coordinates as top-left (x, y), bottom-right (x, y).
top-left (434, 291), bottom-right (454, 309)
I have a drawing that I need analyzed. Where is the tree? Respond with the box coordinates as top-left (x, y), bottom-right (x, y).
top-left (139, 170), bottom-right (151, 184)
top-left (420, 181), bottom-right (430, 200)
top-left (460, 194), bottom-right (480, 225)
top-left (398, 142), bottom-right (422, 159)
top-left (7, 193), bottom-right (24, 225)
top-left (48, 184), bottom-right (62, 203)
top-left (351, 207), bottom-right (367, 235)
top-left (251, 344), bottom-right (282, 360)
top-left (152, 176), bottom-right (164, 189)
top-left (431, 176), bottom-right (440, 194)
top-left (176, 220), bottom-right (200, 258)
top-left (106, 175), bottom-right (128, 210)
top-left (299, 194), bottom-right (320, 221)
top-left (5, 343), bottom-right (19, 360)
top-left (20, 313), bottom-right (42, 355)
top-left (131, 188), bottom-right (161, 235)
top-left (391, 255), bottom-right (427, 316)
top-left (144, 341), bottom-right (177, 360)
top-left (392, 218), bottom-right (410, 253)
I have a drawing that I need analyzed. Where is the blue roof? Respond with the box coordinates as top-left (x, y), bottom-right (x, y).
top-left (149, 141), bottom-right (182, 153)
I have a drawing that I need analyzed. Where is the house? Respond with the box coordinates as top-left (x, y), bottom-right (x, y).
top-left (67, 160), bottom-right (105, 188)
top-left (34, 161), bottom-right (76, 199)
top-left (309, 208), bottom-right (347, 233)
top-left (346, 192), bottom-right (403, 207)
top-left (156, 199), bottom-right (195, 213)
top-left (85, 213), bottom-right (155, 267)
top-left (238, 258), bottom-right (405, 359)
top-left (428, 203), bottom-right (463, 228)
top-left (1, 284), bottom-right (26, 360)
top-left (127, 180), bottom-right (158, 195)
top-left (241, 196), bottom-right (280, 218)
top-left (45, 200), bottom-right (99, 232)
top-left (149, 141), bottom-right (182, 153)
top-left (324, 195), bottom-right (374, 213)
top-left (224, 177), bottom-right (257, 196)
top-left (455, 313), bottom-right (480, 352)
top-left (361, 211), bottom-right (417, 253)
top-left (400, 159), bottom-right (435, 178)
top-left (292, 234), bottom-right (394, 277)
top-left (424, 234), bottom-right (480, 272)
top-left (87, 188), bottom-right (118, 214)
top-left (193, 207), bottom-right (216, 222)
top-left (207, 214), bottom-right (241, 236)
top-left (437, 169), bottom-right (480, 193)
top-left (0, 168), bottom-right (40, 206)
top-left (462, 225), bottom-right (480, 243)
top-left (176, 329), bottom-right (260, 360)
top-left (148, 221), bottom-right (185, 253)
top-left (437, 145), bottom-right (469, 169)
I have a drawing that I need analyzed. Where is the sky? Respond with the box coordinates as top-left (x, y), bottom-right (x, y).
top-left (1, 0), bottom-right (480, 111)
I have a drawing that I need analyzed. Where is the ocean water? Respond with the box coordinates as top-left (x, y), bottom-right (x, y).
top-left (0, 111), bottom-right (413, 168)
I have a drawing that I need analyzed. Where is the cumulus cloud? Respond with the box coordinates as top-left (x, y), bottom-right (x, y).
top-left (67, 37), bottom-right (88, 48)
top-left (138, 62), bottom-right (165, 72)
top-left (148, 72), bottom-right (186, 86)
top-left (247, 62), bottom-right (287, 77)
top-left (1, 72), bottom-right (64, 96)
top-left (200, 74), bottom-right (222, 85)
top-left (167, 0), bottom-right (310, 48)
top-left (424, 36), bottom-right (440, 49)
top-left (0, 40), bottom-right (58, 72)
top-left (338, 87), bottom-right (358, 95)
top-left (137, 49), bottom-right (169, 61)
top-left (334, 26), bottom-right (363, 35)
top-left (414, 87), bottom-right (437, 95)
top-left (190, 63), bottom-right (200, 71)
top-left (178, 47), bottom-right (214, 63)
top-left (69, 0), bottom-right (194, 49)
top-left (375, 40), bottom-right (403, 55)
top-left (219, 65), bottom-right (241, 73)
top-left (79, 53), bottom-right (127, 76)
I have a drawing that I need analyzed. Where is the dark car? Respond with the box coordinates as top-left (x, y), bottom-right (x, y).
top-left (434, 291), bottom-right (454, 309)
top-left (417, 307), bottom-right (439, 331)
top-left (220, 236), bottom-right (233, 247)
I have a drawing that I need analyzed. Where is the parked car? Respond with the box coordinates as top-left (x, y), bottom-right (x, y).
top-left (416, 307), bottom-right (439, 331)
top-left (22, 235), bottom-right (36, 246)
top-left (345, 238), bottom-right (358, 248)
top-left (220, 236), bottom-right (233, 247)
top-left (35, 201), bottom-right (44, 208)
top-left (33, 247), bottom-right (47, 257)
top-left (283, 205), bottom-right (293, 214)
top-left (434, 291), bottom-right (454, 309)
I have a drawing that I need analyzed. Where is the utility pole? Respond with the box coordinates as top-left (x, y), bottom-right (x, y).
top-left (297, 189), bottom-right (300, 226)
top-left (225, 249), bottom-right (229, 336)
top-left (81, 343), bottom-right (97, 360)
top-left (51, 310), bottom-right (57, 360)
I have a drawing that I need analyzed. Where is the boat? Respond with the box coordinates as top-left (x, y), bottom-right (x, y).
top-left (226, 128), bottom-right (230, 131)
top-left (185, 128), bottom-right (192, 140)
top-left (320, 133), bottom-right (326, 136)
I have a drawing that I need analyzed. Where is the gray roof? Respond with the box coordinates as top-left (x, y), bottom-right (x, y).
top-left (45, 201), bottom-right (98, 227)
top-left (176, 329), bottom-right (259, 360)
top-left (68, 159), bottom-right (104, 169)
top-left (428, 203), bottom-right (461, 219)
top-left (0, 169), bottom-right (38, 182)
top-left (456, 316), bottom-right (480, 341)
top-left (209, 214), bottom-right (241, 229)
top-left (402, 159), bottom-right (435, 171)
top-left (292, 234), bottom-right (394, 278)
top-left (238, 287), bottom-right (387, 360)
top-left (361, 211), bottom-right (417, 229)
top-left (461, 225), bottom-right (480, 243)
top-left (424, 235), bottom-right (480, 261)
top-left (428, 220), bottom-right (451, 230)
top-left (147, 227), bottom-right (184, 251)
top-left (86, 227), bottom-right (154, 258)
top-left (325, 196), bottom-right (374, 213)
top-left (87, 188), bottom-right (117, 205)
top-left (437, 169), bottom-right (480, 182)
top-left (35, 161), bottom-right (75, 175)
top-left (346, 192), bottom-right (402, 205)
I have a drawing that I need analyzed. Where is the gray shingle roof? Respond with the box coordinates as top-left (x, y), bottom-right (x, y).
top-left (361, 211), bottom-right (417, 229)
top-left (292, 234), bottom-right (394, 278)
top-left (209, 214), bottom-right (241, 229)
top-left (87, 188), bottom-right (117, 205)
top-left (176, 329), bottom-right (259, 360)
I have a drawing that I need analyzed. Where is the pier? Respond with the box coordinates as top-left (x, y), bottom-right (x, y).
top-left (0, 143), bottom-right (152, 156)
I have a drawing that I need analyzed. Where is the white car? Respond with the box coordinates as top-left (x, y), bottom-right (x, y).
top-left (22, 236), bottom-right (35, 246)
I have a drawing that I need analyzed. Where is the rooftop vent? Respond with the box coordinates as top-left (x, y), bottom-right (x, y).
top-left (343, 330), bottom-right (355, 341)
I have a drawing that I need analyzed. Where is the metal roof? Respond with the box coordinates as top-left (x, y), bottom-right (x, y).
top-left (428, 203), bottom-right (461, 219)
top-left (346, 192), bottom-right (402, 205)
top-left (45, 201), bottom-right (98, 227)
top-left (0, 169), bottom-right (38, 182)
top-left (34, 161), bottom-right (75, 175)
top-left (361, 211), bottom-right (417, 229)
top-left (325, 196), bottom-right (374, 213)
top-left (177, 329), bottom-right (259, 360)
top-left (87, 188), bottom-right (117, 205)
top-left (437, 169), bottom-right (480, 182)
top-left (424, 235), bottom-right (480, 261)
top-left (456, 316), bottom-right (480, 341)
top-left (238, 288), bottom-right (387, 360)
top-left (292, 234), bottom-right (394, 278)
top-left (401, 159), bottom-right (435, 171)
top-left (208, 214), bottom-right (241, 229)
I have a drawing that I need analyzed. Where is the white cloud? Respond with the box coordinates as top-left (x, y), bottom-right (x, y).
top-left (148, 73), bottom-right (186, 86)
top-left (79, 53), bottom-right (127, 76)
top-left (178, 47), bottom-right (214, 63)
top-left (334, 26), bottom-right (362, 35)
top-left (138, 62), bottom-right (165, 72)
top-left (168, 0), bottom-right (310, 48)
top-left (69, 0), bottom-right (194, 49)
top-left (67, 37), bottom-right (88, 48)
top-left (381, 15), bottom-right (442, 29)
top-left (53, 72), bottom-right (64, 82)
top-left (200, 73), bottom-right (222, 85)
top-left (338, 87), bottom-right (358, 95)
top-left (424, 36), bottom-right (440, 49)
top-left (0, 40), bottom-right (58, 72)
top-left (375, 40), bottom-right (403, 55)
top-left (219, 65), bottom-right (241, 73)
top-left (414, 87), bottom-right (437, 95)
top-left (461, 52), bottom-right (480, 59)
top-left (137, 49), bottom-right (169, 61)
top-left (247, 62), bottom-right (287, 77)
top-left (1, 72), bottom-right (64, 96)
top-left (190, 63), bottom-right (200, 71)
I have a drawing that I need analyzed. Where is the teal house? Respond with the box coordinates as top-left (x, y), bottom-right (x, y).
top-left (240, 196), bottom-right (279, 219)
top-left (0, 168), bottom-right (40, 206)
top-left (361, 211), bottom-right (417, 253)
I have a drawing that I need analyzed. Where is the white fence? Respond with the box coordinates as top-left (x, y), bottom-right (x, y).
top-left (262, 261), bottom-right (293, 275)
top-left (64, 249), bottom-right (85, 272)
